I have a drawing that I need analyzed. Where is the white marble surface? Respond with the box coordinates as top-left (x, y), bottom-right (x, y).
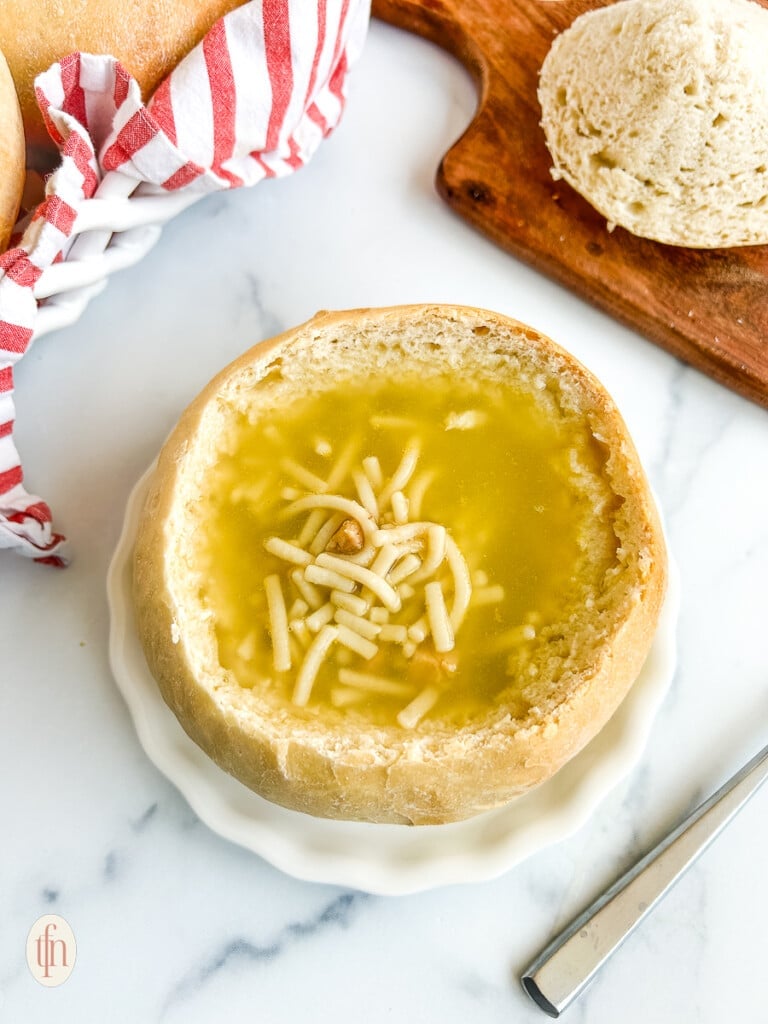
top-left (2, 19), bottom-right (767, 1024)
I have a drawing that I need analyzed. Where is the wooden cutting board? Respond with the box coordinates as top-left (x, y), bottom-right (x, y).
top-left (372, 0), bottom-right (768, 409)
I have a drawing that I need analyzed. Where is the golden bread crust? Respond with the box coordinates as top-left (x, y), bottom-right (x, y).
top-left (0, 48), bottom-right (24, 252)
top-left (0, 0), bottom-right (246, 147)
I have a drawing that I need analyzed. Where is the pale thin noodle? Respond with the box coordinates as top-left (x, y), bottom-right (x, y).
top-left (398, 582), bottom-right (416, 601)
top-left (358, 542), bottom-right (399, 605)
top-left (362, 455), bottom-right (383, 491)
top-left (330, 590), bottom-right (369, 616)
top-left (264, 574), bottom-right (291, 673)
top-left (289, 618), bottom-right (312, 650)
top-left (378, 623), bottom-right (408, 643)
top-left (288, 633), bottom-right (303, 665)
top-left (336, 624), bottom-right (378, 660)
top-left (444, 409), bottom-right (487, 431)
top-left (388, 553), bottom-right (421, 585)
top-left (378, 438), bottom-right (421, 507)
top-left (304, 564), bottom-right (357, 593)
top-left (288, 598), bottom-right (309, 619)
top-left (338, 668), bottom-right (415, 698)
top-left (261, 423), bottom-right (282, 443)
top-left (305, 601), bottom-right (335, 633)
top-left (406, 469), bottom-right (436, 520)
top-left (352, 470), bottom-right (379, 520)
top-left (372, 520), bottom-right (433, 546)
top-left (340, 543), bottom-right (377, 567)
top-left (264, 536), bottom-right (312, 567)
top-left (308, 511), bottom-right (344, 554)
top-left (280, 457), bottom-right (329, 493)
top-left (471, 584), bottom-right (505, 607)
top-left (391, 490), bottom-right (409, 525)
top-left (425, 581), bottom-right (454, 653)
top-left (290, 568), bottom-right (324, 610)
top-left (333, 608), bottom-right (382, 641)
top-left (336, 646), bottom-right (354, 667)
top-left (369, 415), bottom-right (419, 430)
top-left (408, 616), bottom-right (429, 644)
top-left (397, 685), bottom-right (440, 729)
top-left (388, 537), bottom-right (423, 556)
top-left (369, 543), bottom-right (400, 579)
top-left (491, 623), bottom-right (536, 652)
top-left (369, 606), bottom-right (390, 625)
top-left (299, 507), bottom-right (329, 547)
top-left (231, 476), bottom-right (271, 506)
top-left (285, 494), bottom-right (376, 541)
top-left (292, 625), bottom-right (338, 706)
top-left (330, 686), bottom-right (366, 708)
top-left (313, 436), bottom-right (333, 458)
top-left (315, 552), bottom-right (401, 612)
top-left (408, 524), bottom-right (446, 583)
top-left (280, 486), bottom-right (302, 502)
top-left (444, 534), bottom-right (472, 632)
top-left (236, 631), bottom-right (257, 661)
top-left (325, 436), bottom-right (360, 492)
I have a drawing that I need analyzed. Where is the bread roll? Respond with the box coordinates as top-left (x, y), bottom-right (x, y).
top-left (0, 0), bottom-right (247, 150)
top-left (133, 305), bottom-right (667, 825)
top-left (538, 0), bottom-right (768, 248)
top-left (0, 47), bottom-right (24, 252)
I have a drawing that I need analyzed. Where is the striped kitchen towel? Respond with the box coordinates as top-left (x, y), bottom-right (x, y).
top-left (0, 0), bottom-right (370, 567)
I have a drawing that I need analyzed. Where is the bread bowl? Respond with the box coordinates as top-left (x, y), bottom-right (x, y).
top-left (133, 304), bottom-right (667, 825)
top-left (0, 46), bottom-right (25, 252)
top-left (538, 0), bottom-right (768, 248)
top-left (0, 0), bottom-right (247, 153)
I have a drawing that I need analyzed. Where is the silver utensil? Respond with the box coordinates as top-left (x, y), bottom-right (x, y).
top-left (522, 740), bottom-right (768, 1017)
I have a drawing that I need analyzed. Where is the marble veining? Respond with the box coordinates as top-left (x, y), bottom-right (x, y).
top-left (160, 891), bottom-right (371, 1019)
top-left (131, 801), bottom-right (159, 833)
top-left (1, 18), bottom-right (767, 1024)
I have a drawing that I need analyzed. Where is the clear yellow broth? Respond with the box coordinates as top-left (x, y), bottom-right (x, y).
top-left (194, 373), bottom-right (617, 727)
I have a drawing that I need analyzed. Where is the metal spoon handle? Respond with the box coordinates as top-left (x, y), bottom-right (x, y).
top-left (522, 741), bottom-right (768, 1018)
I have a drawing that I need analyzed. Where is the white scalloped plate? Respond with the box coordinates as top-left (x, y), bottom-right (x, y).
top-left (108, 465), bottom-right (679, 895)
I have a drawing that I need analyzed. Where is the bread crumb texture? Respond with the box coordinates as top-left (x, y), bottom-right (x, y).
top-left (538, 0), bottom-right (768, 247)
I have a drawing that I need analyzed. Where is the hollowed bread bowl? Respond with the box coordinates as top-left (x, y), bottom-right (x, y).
top-left (133, 304), bottom-right (667, 824)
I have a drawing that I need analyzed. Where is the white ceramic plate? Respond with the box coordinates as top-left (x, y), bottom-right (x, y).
top-left (108, 466), bottom-right (679, 895)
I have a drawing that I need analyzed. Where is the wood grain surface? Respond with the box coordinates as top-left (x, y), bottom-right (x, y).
top-left (372, 0), bottom-right (768, 408)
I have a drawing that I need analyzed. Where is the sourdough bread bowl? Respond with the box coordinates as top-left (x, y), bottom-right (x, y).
top-left (0, 47), bottom-right (25, 252)
top-left (133, 304), bottom-right (667, 825)
top-left (538, 0), bottom-right (768, 248)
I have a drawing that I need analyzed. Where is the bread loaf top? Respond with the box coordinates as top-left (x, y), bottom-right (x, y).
top-left (538, 0), bottom-right (768, 248)
top-left (0, 0), bottom-right (247, 148)
top-left (0, 47), bottom-right (24, 251)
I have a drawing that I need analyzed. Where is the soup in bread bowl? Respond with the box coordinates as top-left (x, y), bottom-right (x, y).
top-left (133, 304), bottom-right (666, 824)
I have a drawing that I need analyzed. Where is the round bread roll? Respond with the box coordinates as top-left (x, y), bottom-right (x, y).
top-left (133, 305), bottom-right (667, 825)
top-left (0, 47), bottom-right (25, 252)
top-left (0, 0), bottom-right (247, 150)
top-left (538, 0), bottom-right (768, 248)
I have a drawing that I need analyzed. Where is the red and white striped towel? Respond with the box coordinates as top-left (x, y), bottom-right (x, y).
top-left (0, 0), bottom-right (370, 567)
